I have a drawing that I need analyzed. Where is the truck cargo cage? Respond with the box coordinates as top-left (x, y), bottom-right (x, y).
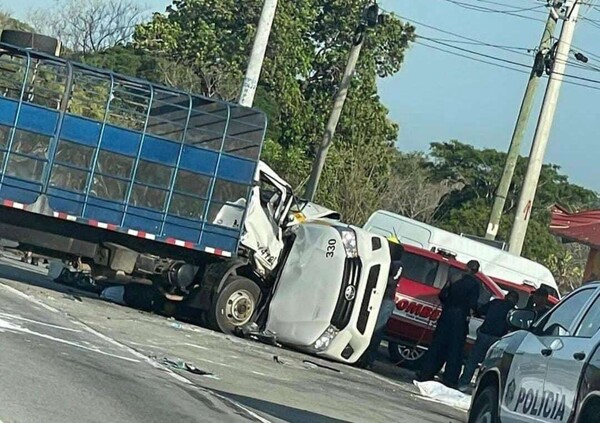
top-left (0, 43), bottom-right (267, 256)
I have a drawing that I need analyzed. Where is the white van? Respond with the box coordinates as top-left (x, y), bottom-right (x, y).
top-left (363, 210), bottom-right (560, 298)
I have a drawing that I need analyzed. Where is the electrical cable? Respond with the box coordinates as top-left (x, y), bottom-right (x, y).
top-left (415, 39), bottom-right (600, 92)
top-left (437, 0), bottom-right (548, 21)
top-left (396, 13), bottom-right (538, 57)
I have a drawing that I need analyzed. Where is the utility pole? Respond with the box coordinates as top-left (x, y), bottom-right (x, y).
top-left (304, 3), bottom-right (383, 201)
top-left (239, 0), bottom-right (278, 108)
top-left (484, 7), bottom-right (557, 241)
top-left (509, 0), bottom-right (582, 255)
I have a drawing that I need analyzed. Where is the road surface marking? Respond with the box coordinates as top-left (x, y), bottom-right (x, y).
top-left (183, 342), bottom-right (209, 350)
top-left (0, 280), bottom-right (273, 423)
top-left (0, 312), bottom-right (82, 332)
top-left (0, 282), bottom-right (59, 313)
top-left (0, 317), bottom-right (140, 363)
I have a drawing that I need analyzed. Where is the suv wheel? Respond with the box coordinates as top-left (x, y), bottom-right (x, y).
top-left (469, 385), bottom-right (499, 423)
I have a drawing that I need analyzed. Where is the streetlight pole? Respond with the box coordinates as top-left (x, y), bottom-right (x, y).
top-left (304, 3), bottom-right (382, 201)
top-left (239, 0), bottom-right (278, 108)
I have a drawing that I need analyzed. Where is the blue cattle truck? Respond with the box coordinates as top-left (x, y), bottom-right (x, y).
top-left (0, 32), bottom-right (395, 364)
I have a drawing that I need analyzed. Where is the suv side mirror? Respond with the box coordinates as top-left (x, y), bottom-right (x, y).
top-left (508, 309), bottom-right (536, 330)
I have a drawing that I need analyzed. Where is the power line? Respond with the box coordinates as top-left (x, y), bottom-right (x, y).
top-left (414, 36), bottom-right (600, 92)
top-left (418, 36), bottom-right (533, 69)
top-left (421, 37), bottom-right (534, 57)
top-left (397, 14), bottom-right (538, 57)
top-left (392, 10), bottom-right (600, 90)
top-left (414, 39), bottom-right (532, 74)
top-left (475, 0), bottom-right (549, 12)
top-left (438, 0), bottom-right (547, 21)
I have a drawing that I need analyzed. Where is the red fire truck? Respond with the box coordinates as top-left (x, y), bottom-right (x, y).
top-left (385, 245), bottom-right (557, 369)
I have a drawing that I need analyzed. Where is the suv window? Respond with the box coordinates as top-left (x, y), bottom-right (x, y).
top-left (536, 288), bottom-right (595, 337)
top-left (576, 293), bottom-right (600, 338)
top-left (401, 252), bottom-right (439, 287)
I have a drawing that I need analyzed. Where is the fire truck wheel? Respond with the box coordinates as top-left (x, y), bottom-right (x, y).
top-left (388, 342), bottom-right (425, 370)
top-left (207, 276), bottom-right (261, 334)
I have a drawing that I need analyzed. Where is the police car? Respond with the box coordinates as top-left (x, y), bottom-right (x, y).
top-left (468, 282), bottom-right (600, 423)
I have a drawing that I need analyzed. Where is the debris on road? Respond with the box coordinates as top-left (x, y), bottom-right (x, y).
top-left (234, 322), bottom-right (280, 346)
top-left (413, 380), bottom-right (471, 411)
top-left (63, 293), bottom-right (83, 302)
top-left (302, 360), bottom-right (341, 373)
top-left (54, 266), bottom-right (100, 293)
top-left (157, 356), bottom-right (214, 376)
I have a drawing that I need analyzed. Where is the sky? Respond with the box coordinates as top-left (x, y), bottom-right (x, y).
top-left (7, 0), bottom-right (600, 191)
top-left (379, 0), bottom-right (600, 192)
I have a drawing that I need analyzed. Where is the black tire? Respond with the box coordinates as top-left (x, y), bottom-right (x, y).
top-left (388, 342), bottom-right (425, 370)
top-left (207, 276), bottom-right (261, 334)
top-left (578, 400), bottom-right (600, 423)
top-left (469, 384), bottom-right (499, 423)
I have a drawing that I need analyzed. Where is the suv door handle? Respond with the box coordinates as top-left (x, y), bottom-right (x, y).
top-left (573, 352), bottom-right (586, 361)
top-left (541, 348), bottom-right (553, 357)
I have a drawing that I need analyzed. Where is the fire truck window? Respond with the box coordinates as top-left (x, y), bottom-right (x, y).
top-left (400, 252), bottom-right (439, 287)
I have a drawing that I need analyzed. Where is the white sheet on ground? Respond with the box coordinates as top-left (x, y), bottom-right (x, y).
top-left (413, 380), bottom-right (471, 411)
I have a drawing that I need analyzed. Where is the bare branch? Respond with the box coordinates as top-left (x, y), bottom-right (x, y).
top-left (28, 0), bottom-right (149, 53)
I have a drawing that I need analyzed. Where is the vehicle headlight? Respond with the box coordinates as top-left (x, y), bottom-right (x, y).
top-left (311, 325), bottom-right (339, 352)
top-left (338, 228), bottom-right (358, 258)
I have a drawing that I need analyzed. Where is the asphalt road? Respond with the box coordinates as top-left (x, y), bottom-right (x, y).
top-left (0, 268), bottom-right (264, 422)
top-left (0, 256), bottom-right (467, 423)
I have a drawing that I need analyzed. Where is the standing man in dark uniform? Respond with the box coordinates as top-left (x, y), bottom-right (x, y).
top-left (359, 242), bottom-right (404, 369)
top-left (458, 290), bottom-right (519, 390)
top-left (524, 286), bottom-right (551, 320)
top-left (417, 260), bottom-right (481, 389)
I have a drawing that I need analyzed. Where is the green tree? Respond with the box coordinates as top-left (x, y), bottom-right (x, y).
top-left (133, 0), bottom-right (415, 216)
top-left (427, 140), bottom-right (599, 264)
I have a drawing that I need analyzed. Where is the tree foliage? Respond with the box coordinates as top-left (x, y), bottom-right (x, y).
top-left (427, 140), bottom-right (598, 266)
top-left (133, 0), bottom-right (415, 209)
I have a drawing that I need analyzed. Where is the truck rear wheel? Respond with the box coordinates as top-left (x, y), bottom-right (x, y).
top-left (207, 276), bottom-right (261, 334)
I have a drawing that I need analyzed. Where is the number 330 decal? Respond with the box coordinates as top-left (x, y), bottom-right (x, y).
top-left (326, 239), bottom-right (336, 258)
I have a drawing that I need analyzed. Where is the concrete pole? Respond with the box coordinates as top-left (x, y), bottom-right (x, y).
top-left (304, 33), bottom-right (365, 201)
top-left (509, 0), bottom-right (582, 255)
top-left (485, 10), bottom-right (557, 241)
top-left (239, 0), bottom-right (278, 108)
